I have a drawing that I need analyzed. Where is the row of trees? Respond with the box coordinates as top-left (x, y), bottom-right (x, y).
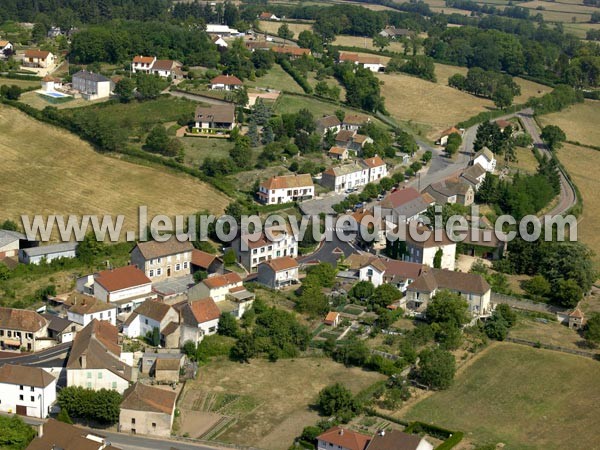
top-left (449, 67), bottom-right (521, 108)
top-left (57, 386), bottom-right (121, 424)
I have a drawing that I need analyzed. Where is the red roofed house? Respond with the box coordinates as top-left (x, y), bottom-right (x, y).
top-left (119, 382), bottom-right (178, 437)
top-left (324, 312), bottom-right (340, 327)
top-left (271, 46), bottom-right (311, 59)
top-left (22, 49), bottom-right (55, 68)
top-left (328, 146), bottom-right (350, 161)
top-left (362, 156), bottom-right (388, 182)
top-left (132, 55), bottom-right (157, 74)
top-left (191, 249), bottom-right (224, 275)
top-left (259, 12), bottom-right (280, 20)
top-left (257, 174), bottom-right (314, 205)
top-left (317, 426), bottom-right (371, 450)
top-left (77, 265), bottom-right (155, 313)
top-left (436, 126), bottom-right (461, 146)
top-left (0, 40), bottom-right (14, 58)
top-left (0, 306), bottom-right (48, 351)
top-left (187, 272), bottom-right (243, 302)
top-left (177, 297), bottom-right (222, 339)
top-left (210, 74), bottom-right (243, 90)
top-left (338, 52), bottom-right (385, 72)
top-left (257, 256), bottom-right (299, 289)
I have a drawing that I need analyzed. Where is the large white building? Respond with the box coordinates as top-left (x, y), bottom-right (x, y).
top-left (0, 364), bottom-right (56, 418)
top-left (72, 70), bottom-right (113, 100)
top-left (472, 147), bottom-right (497, 173)
top-left (362, 156), bottom-right (388, 182)
top-left (233, 229), bottom-right (299, 272)
top-left (321, 161), bottom-right (369, 193)
top-left (66, 320), bottom-right (133, 393)
top-left (256, 174), bottom-right (314, 205)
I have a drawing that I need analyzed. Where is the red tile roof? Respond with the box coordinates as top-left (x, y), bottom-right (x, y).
top-left (380, 187), bottom-right (421, 209)
top-left (188, 297), bottom-right (221, 323)
top-left (324, 311), bottom-right (339, 325)
top-left (0, 307), bottom-right (47, 332)
top-left (211, 74), bottom-right (243, 85)
top-left (191, 249), bottom-right (220, 269)
top-left (24, 49), bottom-right (51, 59)
top-left (133, 55), bottom-right (155, 64)
top-left (262, 256), bottom-right (298, 271)
top-left (317, 426), bottom-right (370, 450)
top-left (260, 173), bottom-right (313, 190)
top-left (121, 382), bottom-right (177, 414)
top-left (362, 156), bottom-right (385, 168)
top-left (271, 46), bottom-right (311, 56)
top-left (203, 272), bottom-right (243, 289)
top-left (95, 265), bottom-right (151, 292)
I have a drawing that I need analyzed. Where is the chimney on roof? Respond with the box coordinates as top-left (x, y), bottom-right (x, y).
top-left (339, 429), bottom-right (344, 435)
top-left (379, 429), bottom-right (385, 436)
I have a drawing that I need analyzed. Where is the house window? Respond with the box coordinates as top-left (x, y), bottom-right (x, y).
top-left (145, 319), bottom-right (148, 325)
top-left (152, 423), bottom-right (156, 429)
top-left (87, 372), bottom-right (92, 379)
top-left (156, 268), bottom-right (162, 276)
top-left (30, 387), bottom-right (34, 392)
top-left (19, 395), bottom-right (23, 401)
top-left (30, 396), bottom-right (34, 402)
top-left (0, 330), bottom-right (3, 336)
top-left (26, 333), bottom-right (32, 339)
top-left (19, 385), bottom-right (23, 390)
top-left (131, 418), bottom-right (136, 424)
top-left (157, 258), bottom-right (162, 263)
top-left (87, 382), bottom-right (92, 388)
top-left (183, 261), bottom-right (188, 269)
top-left (100, 313), bottom-right (103, 319)
top-left (98, 372), bottom-right (103, 379)
top-left (209, 326), bottom-right (216, 333)
top-left (176, 264), bottom-right (181, 271)
top-left (112, 382), bottom-right (117, 389)
top-left (149, 270), bottom-right (154, 277)
top-left (7, 331), bottom-right (11, 337)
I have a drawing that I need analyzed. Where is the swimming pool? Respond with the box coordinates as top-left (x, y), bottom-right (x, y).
top-left (40, 90), bottom-right (71, 98)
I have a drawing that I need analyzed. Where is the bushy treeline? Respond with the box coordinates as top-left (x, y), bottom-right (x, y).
top-left (445, 0), bottom-right (533, 20)
top-left (57, 386), bottom-right (121, 425)
top-left (70, 20), bottom-right (219, 66)
top-left (449, 67), bottom-right (520, 106)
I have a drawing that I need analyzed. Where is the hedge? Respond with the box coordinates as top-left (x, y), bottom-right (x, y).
top-left (278, 58), bottom-right (313, 94)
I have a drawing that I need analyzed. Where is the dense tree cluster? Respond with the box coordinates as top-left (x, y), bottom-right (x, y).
top-left (334, 63), bottom-right (385, 113)
top-left (317, 383), bottom-right (360, 422)
top-left (57, 386), bottom-right (121, 424)
top-left (387, 55), bottom-right (437, 82)
top-left (0, 415), bottom-right (36, 450)
top-left (449, 68), bottom-right (521, 107)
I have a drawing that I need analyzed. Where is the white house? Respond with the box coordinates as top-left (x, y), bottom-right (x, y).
top-left (130, 237), bottom-right (194, 283)
top-left (256, 174), bottom-right (314, 205)
top-left (0, 40), bottom-right (13, 58)
top-left (341, 114), bottom-right (370, 131)
top-left (405, 269), bottom-right (492, 317)
top-left (233, 229), bottom-right (299, 272)
top-left (210, 74), bottom-right (242, 90)
top-left (19, 242), bottom-right (77, 265)
top-left (338, 53), bottom-right (385, 72)
top-left (259, 12), bottom-right (280, 20)
top-left (150, 59), bottom-right (183, 79)
top-left (401, 225), bottom-right (456, 270)
top-left (321, 162), bottom-right (369, 193)
top-left (187, 272), bottom-right (244, 302)
top-left (64, 293), bottom-right (117, 327)
top-left (362, 156), bottom-right (387, 182)
top-left (460, 163), bottom-right (487, 191)
top-left (123, 299), bottom-right (179, 341)
top-left (72, 70), bottom-right (113, 100)
top-left (42, 313), bottom-right (81, 344)
top-left (22, 49), bottom-right (55, 68)
top-left (66, 319), bottom-right (133, 393)
top-left (472, 147), bottom-right (496, 173)
top-left (0, 364), bottom-right (56, 418)
top-left (212, 35), bottom-right (228, 48)
top-left (89, 265), bottom-right (154, 312)
top-left (193, 104), bottom-right (237, 131)
top-left (40, 75), bottom-right (62, 92)
top-left (316, 115), bottom-right (342, 136)
top-left (177, 297), bottom-right (221, 338)
top-left (436, 126), bottom-right (461, 146)
top-left (257, 256), bottom-right (299, 289)
top-left (132, 55), bottom-right (156, 74)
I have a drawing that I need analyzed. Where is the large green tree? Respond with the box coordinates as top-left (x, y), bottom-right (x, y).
top-left (425, 290), bottom-right (470, 327)
top-left (417, 347), bottom-right (456, 390)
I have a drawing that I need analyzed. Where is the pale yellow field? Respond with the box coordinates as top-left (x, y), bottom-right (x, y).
top-left (521, 0), bottom-right (598, 14)
top-left (0, 104), bottom-right (230, 229)
top-left (378, 72), bottom-right (494, 139)
top-left (333, 34), bottom-right (408, 54)
top-left (558, 143), bottom-right (600, 265)
top-left (258, 20), bottom-right (312, 37)
top-left (539, 100), bottom-right (600, 147)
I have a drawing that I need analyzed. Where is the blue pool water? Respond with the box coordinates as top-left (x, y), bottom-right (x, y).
top-left (41, 91), bottom-right (70, 98)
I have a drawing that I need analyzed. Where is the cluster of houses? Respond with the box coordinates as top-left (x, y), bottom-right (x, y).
top-left (317, 427), bottom-right (433, 450)
top-left (131, 55), bottom-right (184, 79)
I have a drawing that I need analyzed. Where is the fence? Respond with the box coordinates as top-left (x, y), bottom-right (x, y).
top-left (505, 337), bottom-right (598, 360)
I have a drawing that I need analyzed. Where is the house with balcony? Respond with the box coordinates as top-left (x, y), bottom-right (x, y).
top-left (0, 307), bottom-right (49, 351)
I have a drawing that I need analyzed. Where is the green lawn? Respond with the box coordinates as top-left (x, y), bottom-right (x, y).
top-left (181, 136), bottom-right (234, 167)
top-left (405, 343), bottom-right (600, 449)
top-left (0, 77), bottom-right (39, 89)
top-left (59, 96), bottom-right (198, 141)
top-left (247, 64), bottom-right (304, 93)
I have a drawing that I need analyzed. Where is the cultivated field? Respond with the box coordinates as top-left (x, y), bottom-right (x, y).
top-left (558, 143), bottom-right (600, 266)
top-left (258, 20), bottom-right (313, 36)
top-left (377, 72), bottom-right (494, 140)
top-left (0, 104), bottom-right (230, 228)
top-left (247, 63), bottom-right (304, 93)
top-left (186, 357), bottom-right (386, 449)
top-left (519, 0), bottom-right (595, 22)
top-left (333, 35), bottom-right (408, 54)
top-left (539, 99), bottom-right (600, 147)
top-left (405, 343), bottom-right (600, 449)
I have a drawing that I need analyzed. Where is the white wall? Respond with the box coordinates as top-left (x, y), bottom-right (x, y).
top-left (67, 369), bottom-right (129, 393)
top-left (358, 265), bottom-right (384, 287)
top-left (67, 308), bottom-right (116, 327)
top-left (0, 380), bottom-right (56, 418)
top-left (123, 315), bottom-right (160, 339)
top-left (197, 318), bottom-right (219, 337)
top-left (95, 283), bottom-right (152, 303)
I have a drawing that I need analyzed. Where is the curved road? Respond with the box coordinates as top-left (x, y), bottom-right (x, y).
top-left (0, 342), bottom-right (71, 367)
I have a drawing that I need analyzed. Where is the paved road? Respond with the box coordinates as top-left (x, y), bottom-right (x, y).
top-left (516, 109), bottom-right (577, 218)
top-left (6, 414), bottom-right (229, 450)
top-left (0, 342), bottom-right (71, 367)
top-left (298, 227), bottom-right (360, 266)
